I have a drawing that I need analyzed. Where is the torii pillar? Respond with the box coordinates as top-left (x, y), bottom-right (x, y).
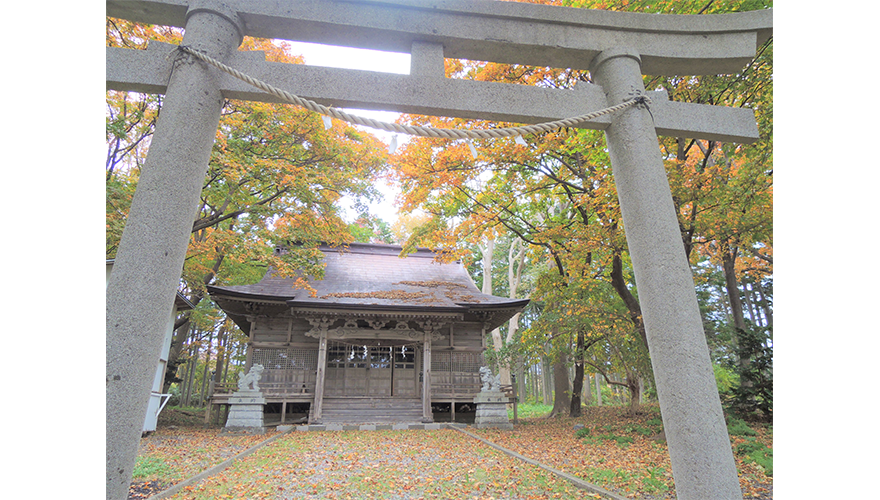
top-left (591, 48), bottom-right (741, 498)
top-left (105, 4), bottom-right (243, 500)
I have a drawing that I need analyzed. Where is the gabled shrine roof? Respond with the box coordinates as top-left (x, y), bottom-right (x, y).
top-left (207, 243), bottom-right (528, 329)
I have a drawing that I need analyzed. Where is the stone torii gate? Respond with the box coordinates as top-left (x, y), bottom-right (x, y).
top-left (105, 1), bottom-right (772, 499)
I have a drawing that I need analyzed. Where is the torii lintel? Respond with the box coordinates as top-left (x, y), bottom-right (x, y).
top-left (107, 0), bottom-right (771, 76)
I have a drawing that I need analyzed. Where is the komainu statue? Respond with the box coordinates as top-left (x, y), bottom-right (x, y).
top-left (479, 366), bottom-right (502, 392)
top-left (237, 364), bottom-right (264, 391)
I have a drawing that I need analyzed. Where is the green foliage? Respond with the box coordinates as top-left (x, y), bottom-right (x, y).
top-left (623, 424), bottom-right (654, 436)
top-left (727, 417), bottom-right (757, 437)
top-left (348, 216), bottom-right (391, 244)
top-left (735, 437), bottom-right (773, 475)
top-left (509, 403), bottom-right (553, 419)
top-left (644, 417), bottom-right (663, 428)
top-left (577, 430), bottom-right (634, 448)
top-left (642, 467), bottom-right (670, 494)
top-left (132, 457), bottom-right (171, 480)
top-left (714, 362), bottom-right (740, 394)
top-left (580, 467), bottom-right (633, 484)
top-left (730, 325), bottom-right (773, 420)
top-left (603, 434), bottom-right (634, 447)
top-left (735, 437), bottom-right (765, 456)
top-left (747, 447), bottom-right (773, 476)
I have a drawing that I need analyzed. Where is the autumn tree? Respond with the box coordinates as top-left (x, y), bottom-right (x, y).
top-left (107, 19), bottom-right (391, 391)
top-left (389, 0), bottom-right (772, 417)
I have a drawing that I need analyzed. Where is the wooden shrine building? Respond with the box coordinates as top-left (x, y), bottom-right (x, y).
top-left (207, 243), bottom-right (528, 424)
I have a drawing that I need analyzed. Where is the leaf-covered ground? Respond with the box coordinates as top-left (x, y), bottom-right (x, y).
top-left (131, 404), bottom-right (772, 499)
top-left (471, 406), bottom-right (772, 499)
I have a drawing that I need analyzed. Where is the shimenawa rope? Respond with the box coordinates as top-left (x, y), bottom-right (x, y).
top-left (176, 45), bottom-right (649, 141)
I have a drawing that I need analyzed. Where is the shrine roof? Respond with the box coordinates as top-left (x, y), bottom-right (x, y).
top-left (207, 243), bottom-right (529, 315)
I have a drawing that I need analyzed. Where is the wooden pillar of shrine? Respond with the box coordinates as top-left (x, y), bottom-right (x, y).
top-left (311, 331), bottom-right (328, 424)
top-left (421, 332), bottom-right (433, 423)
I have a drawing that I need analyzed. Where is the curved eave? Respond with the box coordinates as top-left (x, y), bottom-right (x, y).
top-left (461, 299), bottom-right (531, 310)
top-left (206, 285), bottom-right (297, 303)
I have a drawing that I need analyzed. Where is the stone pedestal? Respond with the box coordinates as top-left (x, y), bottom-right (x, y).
top-left (223, 390), bottom-right (267, 434)
top-left (473, 391), bottom-right (513, 430)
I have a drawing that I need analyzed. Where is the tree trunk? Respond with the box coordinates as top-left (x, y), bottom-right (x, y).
top-left (163, 253), bottom-right (224, 391)
top-left (595, 369), bottom-right (602, 406)
top-left (626, 370), bottom-right (641, 414)
top-left (182, 343), bottom-right (197, 407)
top-left (504, 237), bottom-right (526, 347)
top-left (532, 363), bottom-right (539, 404)
top-left (718, 283), bottom-right (733, 325)
top-left (742, 281), bottom-right (757, 325)
top-left (542, 356), bottom-right (553, 406)
top-left (221, 334), bottom-right (232, 383)
top-left (482, 237), bottom-right (512, 385)
top-left (207, 325), bottom-right (228, 424)
top-left (515, 360), bottom-right (526, 406)
top-left (610, 252), bottom-right (648, 350)
top-left (584, 373), bottom-right (592, 406)
top-left (164, 320), bottom-right (193, 392)
top-left (199, 348), bottom-right (211, 406)
top-left (548, 352), bottom-right (571, 417)
top-left (721, 240), bottom-right (751, 382)
top-left (758, 282), bottom-right (773, 328)
top-left (213, 324), bottom-right (226, 383)
top-left (570, 329), bottom-right (585, 417)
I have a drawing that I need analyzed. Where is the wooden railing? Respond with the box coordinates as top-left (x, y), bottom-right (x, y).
top-left (209, 379), bottom-right (519, 423)
top-left (431, 382), bottom-right (480, 399)
top-left (499, 384), bottom-right (520, 424)
top-left (210, 382), bottom-right (315, 400)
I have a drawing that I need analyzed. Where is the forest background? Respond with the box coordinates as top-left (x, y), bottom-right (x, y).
top-left (3, 1), bottom-right (876, 498)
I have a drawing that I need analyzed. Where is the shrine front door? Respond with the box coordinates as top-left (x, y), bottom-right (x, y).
top-left (325, 342), bottom-right (419, 398)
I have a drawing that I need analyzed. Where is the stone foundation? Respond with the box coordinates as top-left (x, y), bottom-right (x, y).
top-left (473, 391), bottom-right (513, 430)
top-left (223, 390), bottom-right (267, 434)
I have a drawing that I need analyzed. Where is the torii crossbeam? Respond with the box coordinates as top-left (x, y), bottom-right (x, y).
top-left (105, 1), bottom-right (772, 499)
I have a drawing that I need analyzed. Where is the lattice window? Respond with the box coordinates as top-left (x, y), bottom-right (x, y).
top-left (432, 351), bottom-right (482, 373)
top-left (252, 347), bottom-right (318, 371)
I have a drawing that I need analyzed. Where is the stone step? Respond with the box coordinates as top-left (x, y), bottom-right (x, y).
top-left (312, 398), bottom-right (425, 423)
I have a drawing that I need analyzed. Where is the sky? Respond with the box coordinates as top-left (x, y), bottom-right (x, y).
top-left (283, 41), bottom-right (413, 225)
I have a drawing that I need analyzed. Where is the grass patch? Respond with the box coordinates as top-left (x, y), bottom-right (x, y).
top-left (132, 456), bottom-right (171, 480)
top-left (735, 437), bottom-right (773, 476)
top-left (575, 429), bottom-right (634, 448)
top-left (642, 466), bottom-right (670, 494)
top-left (645, 417), bottom-right (663, 428)
top-left (624, 424), bottom-right (655, 436)
top-left (581, 467), bottom-right (636, 487)
top-left (746, 447), bottom-right (773, 476)
top-left (735, 438), bottom-right (765, 456)
top-left (601, 434), bottom-right (634, 447)
top-left (510, 403), bottom-right (553, 419)
top-left (727, 417), bottom-right (757, 436)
